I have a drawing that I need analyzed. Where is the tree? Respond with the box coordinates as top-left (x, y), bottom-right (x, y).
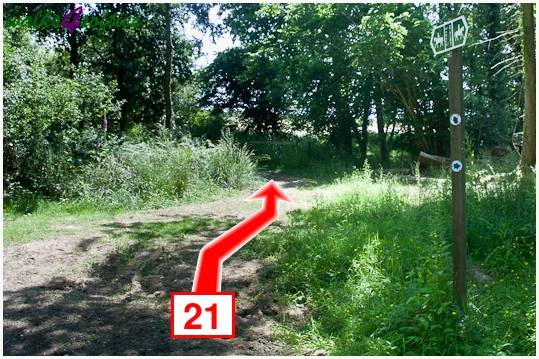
top-left (201, 46), bottom-right (285, 133)
top-left (219, 4), bottom-right (449, 165)
top-left (204, 3), bottom-right (526, 165)
top-left (463, 4), bottom-right (522, 156)
top-left (164, 3), bottom-right (174, 129)
top-left (66, 3), bottom-right (80, 68)
top-left (83, 3), bottom-right (195, 130)
top-left (520, 3), bottom-right (535, 167)
top-left (3, 3), bottom-right (80, 68)
top-left (220, 4), bottom-right (369, 158)
top-left (3, 29), bottom-right (123, 196)
top-left (352, 6), bottom-right (410, 166)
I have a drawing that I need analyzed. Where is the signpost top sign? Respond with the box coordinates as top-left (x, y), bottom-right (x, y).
top-left (430, 15), bottom-right (469, 56)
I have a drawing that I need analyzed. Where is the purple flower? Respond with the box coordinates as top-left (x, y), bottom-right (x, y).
top-left (61, 5), bottom-right (83, 34)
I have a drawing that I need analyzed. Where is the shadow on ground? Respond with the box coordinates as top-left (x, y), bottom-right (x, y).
top-left (3, 216), bottom-right (290, 355)
top-left (259, 170), bottom-right (323, 188)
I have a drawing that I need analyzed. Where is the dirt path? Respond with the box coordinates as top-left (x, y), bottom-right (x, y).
top-left (3, 173), bottom-right (351, 355)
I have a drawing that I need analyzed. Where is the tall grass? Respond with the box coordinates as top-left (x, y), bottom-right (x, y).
top-left (72, 133), bottom-right (256, 209)
top-left (4, 133), bottom-right (258, 244)
top-left (244, 164), bottom-right (535, 355)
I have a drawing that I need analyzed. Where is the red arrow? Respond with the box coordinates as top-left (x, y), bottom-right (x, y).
top-left (192, 180), bottom-right (291, 293)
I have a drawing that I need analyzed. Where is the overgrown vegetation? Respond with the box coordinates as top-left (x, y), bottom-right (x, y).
top-left (237, 133), bottom-right (416, 182)
top-left (3, 30), bottom-right (123, 199)
top-left (2, 3), bottom-right (535, 356)
top-left (244, 166), bottom-right (535, 355)
top-left (4, 3), bottom-right (533, 208)
top-left (73, 132), bottom-right (256, 209)
top-left (5, 132), bottom-right (256, 215)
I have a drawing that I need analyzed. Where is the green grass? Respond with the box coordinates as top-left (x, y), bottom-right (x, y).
top-left (3, 131), bottom-right (533, 355)
top-left (2, 182), bottom-right (257, 246)
top-left (244, 169), bottom-right (535, 355)
top-left (4, 132), bottom-right (262, 246)
top-left (3, 199), bottom-right (122, 246)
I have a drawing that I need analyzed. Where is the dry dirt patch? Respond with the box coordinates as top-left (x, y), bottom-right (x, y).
top-left (3, 173), bottom-right (351, 355)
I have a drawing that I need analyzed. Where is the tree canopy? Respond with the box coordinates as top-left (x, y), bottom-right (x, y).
top-left (3, 2), bottom-right (533, 198)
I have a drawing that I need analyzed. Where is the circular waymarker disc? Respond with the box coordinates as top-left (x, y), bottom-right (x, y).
top-left (451, 160), bottom-right (463, 173)
top-left (450, 114), bottom-right (462, 126)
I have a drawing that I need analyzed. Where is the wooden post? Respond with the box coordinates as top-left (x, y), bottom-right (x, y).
top-left (448, 48), bottom-right (467, 311)
top-left (520, 3), bottom-right (536, 167)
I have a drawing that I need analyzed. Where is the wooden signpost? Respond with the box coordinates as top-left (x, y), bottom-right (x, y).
top-left (430, 16), bottom-right (469, 311)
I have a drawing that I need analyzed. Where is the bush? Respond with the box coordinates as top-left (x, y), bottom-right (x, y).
top-left (73, 133), bottom-right (256, 209)
top-left (3, 30), bottom-right (122, 199)
top-left (194, 132), bottom-right (256, 188)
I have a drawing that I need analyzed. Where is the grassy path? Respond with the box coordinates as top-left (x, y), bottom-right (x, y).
top-left (3, 172), bottom-right (357, 355)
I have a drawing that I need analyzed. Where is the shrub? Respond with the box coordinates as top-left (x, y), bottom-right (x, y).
top-left (73, 133), bottom-right (256, 209)
top-left (195, 132), bottom-right (256, 189)
top-left (3, 30), bottom-right (122, 199)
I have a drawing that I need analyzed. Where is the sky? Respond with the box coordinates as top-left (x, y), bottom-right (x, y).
top-left (78, 3), bottom-right (236, 69)
top-left (183, 5), bottom-right (239, 69)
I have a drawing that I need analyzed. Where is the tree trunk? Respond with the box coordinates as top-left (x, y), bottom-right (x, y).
top-left (330, 85), bottom-right (353, 159)
top-left (112, 26), bottom-right (128, 131)
top-left (374, 81), bottom-right (389, 167)
top-left (68, 3), bottom-right (79, 68)
top-left (339, 115), bottom-right (354, 159)
top-left (359, 96), bottom-right (371, 165)
top-left (164, 3), bottom-right (174, 130)
top-left (330, 115), bottom-right (353, 159)
top-left (521, 3), bottom-right (536, 167)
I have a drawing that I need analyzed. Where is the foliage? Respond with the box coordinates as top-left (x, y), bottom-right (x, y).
top-left (173, 77), bottom-right (224, 141)
top-left (3, 30), bottom-right (123, 199)
top-left (200, 46), bottom-right (285, 133)
top-left (73, 132), bottom-right (256, 209)
top-left (202, 3), bottom-right (524, 165)
top-left (465, 3), bottom-right (523, 153)
top-left (4, 3), bottom-right (529, 202)
top-left (82, 3), bottom-right (196, 130)
top-left (3, 3), bottom-right (200, 130)
top-left (1, 3), bottom-right (534, 355)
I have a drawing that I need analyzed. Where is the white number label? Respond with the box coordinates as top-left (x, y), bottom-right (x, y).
top-left (171, 293), bottom-right (235, 338)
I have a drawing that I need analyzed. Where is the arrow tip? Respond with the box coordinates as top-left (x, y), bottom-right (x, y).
top-left (248, 180), bottom-right (292, 202)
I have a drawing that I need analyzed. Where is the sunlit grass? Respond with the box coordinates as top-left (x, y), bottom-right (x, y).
top-left (244, 167), bottom-right (535, 355)
top-left (2, 184), bottom-right (251, 246)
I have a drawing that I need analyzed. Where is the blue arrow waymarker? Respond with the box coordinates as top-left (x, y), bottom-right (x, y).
top-left (450, 114), bottom-right (461, 126)
top-left (451, 160), bottom-right (462, 172)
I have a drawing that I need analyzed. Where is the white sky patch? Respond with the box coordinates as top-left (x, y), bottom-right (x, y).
top-left (183, 6), bottom-right (239, 69)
